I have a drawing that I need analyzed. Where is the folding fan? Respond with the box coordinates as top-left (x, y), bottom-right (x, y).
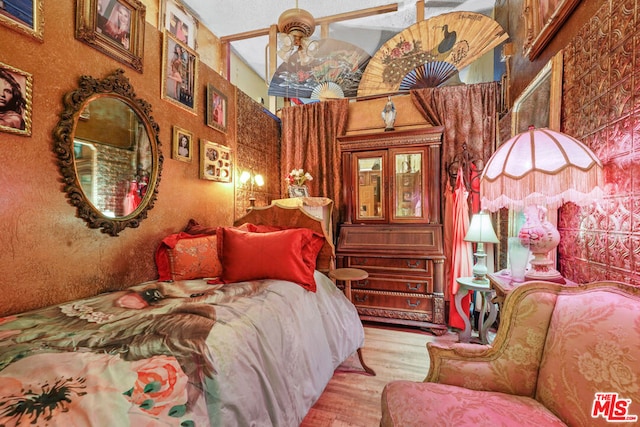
top-left (357, 11), bottom-right (509, 97)
top-left (268, 38), bottom-right (371, 99)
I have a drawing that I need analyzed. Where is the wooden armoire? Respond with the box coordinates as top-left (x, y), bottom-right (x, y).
top-left (336, 126), bottom-right (447, 335)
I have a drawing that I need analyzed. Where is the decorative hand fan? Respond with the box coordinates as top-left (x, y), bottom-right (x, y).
top-left (268, 38), bottom-right (371, 99)
top-left (357, 11), bottom-right (508, 97)
top-left (399, 61), bottom-right (458, 90)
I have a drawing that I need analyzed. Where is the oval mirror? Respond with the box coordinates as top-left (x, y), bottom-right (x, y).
top-left (54, 69), bottom-right (163, 236)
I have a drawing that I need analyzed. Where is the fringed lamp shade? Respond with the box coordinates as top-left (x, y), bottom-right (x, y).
top-left (481, 127), bottom-right (604, 211)
top-left (480, 127), bottom-right (604, 283)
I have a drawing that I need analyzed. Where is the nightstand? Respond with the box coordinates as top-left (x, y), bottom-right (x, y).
top-left (455, 277), bottom-right (497, 344)
top-left (328, 267), bottom-right (368, 302)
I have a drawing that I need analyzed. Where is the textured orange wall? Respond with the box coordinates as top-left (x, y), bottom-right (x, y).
top-left (0, 1), bottom-right (272, 316)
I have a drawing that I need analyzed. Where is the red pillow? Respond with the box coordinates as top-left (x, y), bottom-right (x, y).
top-left (155, 232), bottom-right (221, 281)
top-left (218, 227), bottom-right (324, 291)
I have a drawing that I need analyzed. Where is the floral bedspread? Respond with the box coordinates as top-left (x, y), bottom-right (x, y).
top-left (0, 273), bottom-right (364, 426)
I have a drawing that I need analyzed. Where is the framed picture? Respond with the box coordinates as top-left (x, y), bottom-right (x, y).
top-left (0, 0), bottom-right (43, 41)
top-left (161, 0), bottom-right (197, 50)
top-left (288, 185), bottom-right (309, 198)
top-left (162, 31), bottom-right (198, 113)
top-left (200, 140), bottom-right (232, 182)
top-left (75, 0), bottom-right (146, 72)
top-left (522, 0), bottom-right (580, 60)
top-left (0, 62), bottom-right (32, 136)
top-left (172, 126), bottom-right (193, 162)
top-left (512, 50), bottom-right (563, 135)
top-left (206, 84), bottom-right (227, 133)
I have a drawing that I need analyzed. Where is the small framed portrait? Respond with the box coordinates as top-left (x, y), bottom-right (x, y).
top-left (172, 126), bottom-right (193, 162)
top-left (206, 84), bottom-right (227, 133)
top-left (288, 185), bottom-right (309, 198)
top-left (162, 31), bottom-right (198, 113)
top-left (0, 0), bottom-right (44, 41)
top-left (75, 0), bottom-right (146, 72)
top-left (0, 62), bottom-right (32, 136)
top-left (200, 140), bottom-right (232, 182)
top-left (161, 0), bottom-right (197, 50)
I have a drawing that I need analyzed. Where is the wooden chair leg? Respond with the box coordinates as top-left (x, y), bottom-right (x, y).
top-left (357, 348), bottom-right (376, 376)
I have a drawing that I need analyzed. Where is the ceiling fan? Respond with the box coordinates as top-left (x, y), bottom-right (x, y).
top-left (276, 2), bottom-right (319, 64)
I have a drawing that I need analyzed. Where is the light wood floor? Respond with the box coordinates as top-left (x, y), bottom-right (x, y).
top-left (301, 324), bottom-right (459, 427)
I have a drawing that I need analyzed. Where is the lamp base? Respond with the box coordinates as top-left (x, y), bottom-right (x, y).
top-left (519, 205), bottom-right (565, 284)
top-left (525, 267), bottom-right (565, 284)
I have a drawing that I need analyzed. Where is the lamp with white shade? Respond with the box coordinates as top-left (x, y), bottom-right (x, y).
top-left (481, 126), bottom-right (604, 283)
top-left (464, 210), bottom-right (500, 285)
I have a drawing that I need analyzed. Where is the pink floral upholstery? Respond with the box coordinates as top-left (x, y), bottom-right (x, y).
top-left (381, 281), bottom-right (640, 427)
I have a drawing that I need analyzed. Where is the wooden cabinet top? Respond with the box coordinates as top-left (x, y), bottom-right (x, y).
top-left (338, 127), bottom-right (444, 151)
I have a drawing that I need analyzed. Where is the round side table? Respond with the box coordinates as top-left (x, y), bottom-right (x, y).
top-left (328, 268), bottom-right (368, 302)
top-left (455, 277), bottom-right (497, 344)
top-left (328, 267), bottom-right (376, 376)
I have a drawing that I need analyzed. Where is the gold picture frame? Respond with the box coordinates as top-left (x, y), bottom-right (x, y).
top-left (0, 0), bottom-right (44, 41)
top-left (206, 84), bottom-right (227, 133)
top-left (160, 0), bottom-right (197, 50)
top-left (512, 49), bottom-right (563, 135)
top-left (0, 61), bottom-right (33, 136)
top-left (162, 31), bottom-right (199, 114)
top-left (200, 140), bottom-right (232, 182)
top-left (172, 126), bottom-right (193, 163)
top-left (75, 0), bottom-right (146, 72)
top-left (523, 0), bottom-right (580, 60)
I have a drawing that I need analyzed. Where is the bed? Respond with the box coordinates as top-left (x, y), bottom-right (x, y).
top-left (0, 205), bottom-right (366, 426)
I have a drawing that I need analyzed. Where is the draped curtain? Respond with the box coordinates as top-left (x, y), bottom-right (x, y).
top-left (280, 99), bottom-right (349, 230)
top-left (410, 82), bottom-right (500, 326)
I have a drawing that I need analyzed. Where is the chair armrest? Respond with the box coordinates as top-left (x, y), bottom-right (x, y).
top-left (425, 285), bottom-right (560, 397)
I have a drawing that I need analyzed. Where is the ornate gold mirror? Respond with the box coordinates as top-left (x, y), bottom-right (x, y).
top-left (54, 69), bottom-right (163, 236)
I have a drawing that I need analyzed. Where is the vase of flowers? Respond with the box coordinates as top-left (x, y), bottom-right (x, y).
top-left (285, 169), bottom-right (312, 197)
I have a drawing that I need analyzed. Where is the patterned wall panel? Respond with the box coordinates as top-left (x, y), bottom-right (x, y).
top-left (235, 91), bottom-right (281, 220)
top-left (558, 0), bottom-right (640, 285)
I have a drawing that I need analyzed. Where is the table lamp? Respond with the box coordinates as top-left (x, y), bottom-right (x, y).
top-left (481, 127), bottom-right (604, 283)
top-left (464, 210), bottom-right (500, 284)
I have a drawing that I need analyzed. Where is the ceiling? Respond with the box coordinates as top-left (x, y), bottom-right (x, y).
top-left (181, 0), bottom-right (497, 85)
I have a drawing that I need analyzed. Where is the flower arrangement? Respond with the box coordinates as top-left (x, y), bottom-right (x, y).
top-left (286, 169), bottom-right (313, 187)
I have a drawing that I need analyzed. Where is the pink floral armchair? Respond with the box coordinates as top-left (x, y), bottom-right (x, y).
top-left (381, 281), bottom-right (640, 426)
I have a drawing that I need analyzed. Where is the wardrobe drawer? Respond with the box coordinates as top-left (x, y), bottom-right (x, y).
top-left (352, 290), bottom-right (434, 314)
top-left (348, 257), bottom-right (431, 274)
top-left (353, 275), bottom-right (433, 294)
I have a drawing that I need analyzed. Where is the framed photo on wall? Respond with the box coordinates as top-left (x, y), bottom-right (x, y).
top-left (0, 0), bottom-right (44, 41)
top-left (200, 140), bottom-right (232, 182)
top-left (75, 0), bottom-right (146, 72)
top-left (0, 61), bottom-right (33, 136)
top-left (522, 0), bottom-right (580, 60)
top-left (512, 50), bottom-right (563, 135)
top-left (172, 126), bottom-right (193, 162)
top-left (162, 31), bottom-right (198, 113)
top-left (161, 0), bottom-right (197, 50)
top-left (206, 84), bottom-right (227, 133)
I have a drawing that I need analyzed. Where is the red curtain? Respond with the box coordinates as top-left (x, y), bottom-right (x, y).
top-left (410, 82), bottom-right (500, 326)
top-left (280, 99), bottom-right (349, 229)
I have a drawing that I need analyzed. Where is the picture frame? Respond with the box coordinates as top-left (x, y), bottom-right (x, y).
top-left (75, 0), bottom-right (146, 72)
top-left (162, 31), bottom-right (199, 113)
top-left (206, 84), bottom-right (227, 133)
top-left (161, 0), bottom-right (197, 50)
top-left (0, 0), bottom-right (44, 41)
top-left (522, 0), bottom-right (580, 60)
top-left (200, 140), bottom-right (232, 182)
top-left (0, 61), bottom-right (33, 136)
top-left (172, 126), bottom-right (193, 163)
top-left (288, 185), bottom-right (309, 198)
top-left (512, 50), bottom-right (563, 135)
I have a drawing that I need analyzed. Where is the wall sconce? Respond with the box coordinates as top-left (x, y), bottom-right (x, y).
top-left (240, 170), bottom-right (264, 210)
